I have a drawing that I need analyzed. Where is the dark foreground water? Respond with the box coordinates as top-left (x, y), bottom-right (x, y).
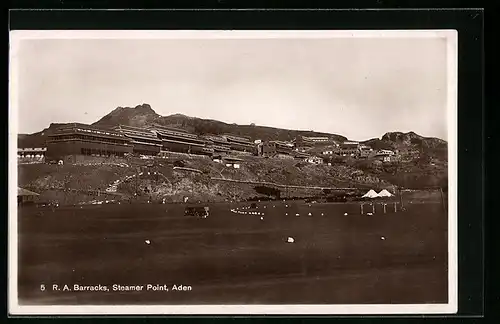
top-left (18, 201), bottom-right (448, 305)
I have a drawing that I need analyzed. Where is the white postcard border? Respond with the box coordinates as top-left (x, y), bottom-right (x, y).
top-left (8, 29), bottom-right (458, 315)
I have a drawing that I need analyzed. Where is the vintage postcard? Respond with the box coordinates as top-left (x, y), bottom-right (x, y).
top-left (9, 30), bottom-right (457, 315)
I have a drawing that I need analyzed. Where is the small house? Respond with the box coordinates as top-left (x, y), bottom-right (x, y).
top-left (305, 156), bottom-right (324, 165)
top-left (18, 187), bottom-right (40, 206)
top-left (222, 156), bottom-right (244, 168)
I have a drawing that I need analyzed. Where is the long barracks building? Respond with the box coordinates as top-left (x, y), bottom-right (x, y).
top-left (146, 124), bottom-right (213, 156)
top-left (46, 122), bottom-right (261, 162)
top-left (202, 135), bottom-right (232, 154)
top-left (46, 123), bottom-right (133, 162)
top-left (293, 135), bottom-right (333, 148)
top-left (270, 140), bottom-right (294, 154)
top-left (220, 134), bottom-right (255, 153)
top-left (114, 125), bottom-right (162, 156)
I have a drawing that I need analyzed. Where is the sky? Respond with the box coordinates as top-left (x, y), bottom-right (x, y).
top-left (13, 34), bottom-right (450, 141)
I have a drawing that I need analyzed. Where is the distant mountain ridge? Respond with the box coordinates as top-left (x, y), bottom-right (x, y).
top-left (18, 104), bottom-right (447, 156)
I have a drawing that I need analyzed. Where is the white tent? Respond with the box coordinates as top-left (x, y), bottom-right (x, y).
top-left (378, 189), bottom-right (393, 197)
top-left (362, 189), bottom-right (379, 198)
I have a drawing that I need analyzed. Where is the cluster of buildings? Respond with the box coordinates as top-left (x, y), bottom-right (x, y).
top-left (17, 147), bottom-right (47, 161)
top-left (20, 124), bottom-right (398, 165)
top-left (291, 136), bottom-right (397, 162)
top-left (41, 123), bottom-right (257, 163)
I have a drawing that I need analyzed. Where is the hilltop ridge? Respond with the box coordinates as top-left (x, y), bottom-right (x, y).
top-left (18, 103), bottom-right (447, 162)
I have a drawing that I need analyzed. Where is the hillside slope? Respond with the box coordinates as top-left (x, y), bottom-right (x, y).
top-left (19, 155), bottom-right (393, 204)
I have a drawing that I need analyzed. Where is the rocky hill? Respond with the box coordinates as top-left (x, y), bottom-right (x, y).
top-left (92, 103), bottom-right (160, 128)
top-left (362, 131), bottom-right (447, 162)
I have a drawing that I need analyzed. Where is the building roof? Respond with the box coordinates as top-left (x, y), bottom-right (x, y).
top-left (130, 140), bottom-right (163, 147)
top-left (270, 140), bottom-right (293, 147)
top-left (222, 156), bottom-right (244, 162)
top-left (18, 147), bottom-right (47, 152)
top-left (123, 132), bottom-right (161, 142)
top-left (212, 145), bottom-right (231, 151)
top-left (162, 138), bottom-right (206, 148)
top-left (154, 129), bottom-right (198, 140)
top-left (115, 125), bottom-right (160, 139)
top-left (55, 123), bottom-right (124, 135)
top-left (51, 124), bottom-right (127, 140)
top-left (303, 136), bottom-right (330, 140)
top-left (222, 134), bottom-right (252, 142)
top-left (18, 187), bottom-right (40, 196)
top-left (204, 135), bottom-right (229, 142)
top-left (146, 123), bottom-right (190, 134)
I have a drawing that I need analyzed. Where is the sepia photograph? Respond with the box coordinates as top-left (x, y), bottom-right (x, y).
top-left (9, 30), bottom-right (457, 315)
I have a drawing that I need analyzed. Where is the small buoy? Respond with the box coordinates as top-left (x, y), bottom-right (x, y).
top-left (287, 237), bottom-right (295, 243)
top-left (273, 205), bottom-right (276, 208)
top-left (145, 240), bottom-right (151, 245)
top-left (321, 213), bottom-right (324, 216)
top-left (260, 217), bottom-right (264, 220)
top-left (285, 205), bottom-right (288, 208)
top-left (344, 212), bottom-right (348, 216)
top-left (285, 213), bottom-right (288, 216)
top-left (308, 212), bottom-right (312, 216)
top-left (381, 236), bottom-right (385, 240)
top-left (295, 213), bottom-right (300, 216)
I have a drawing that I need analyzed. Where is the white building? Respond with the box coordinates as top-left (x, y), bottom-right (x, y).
top-left (377, 149), bottom-right (395, 156)
top-left (305, 156), bottom-right (324, 165)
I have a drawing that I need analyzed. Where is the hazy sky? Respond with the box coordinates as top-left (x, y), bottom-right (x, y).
top-left (14, 36), bottom-right (449, 141)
